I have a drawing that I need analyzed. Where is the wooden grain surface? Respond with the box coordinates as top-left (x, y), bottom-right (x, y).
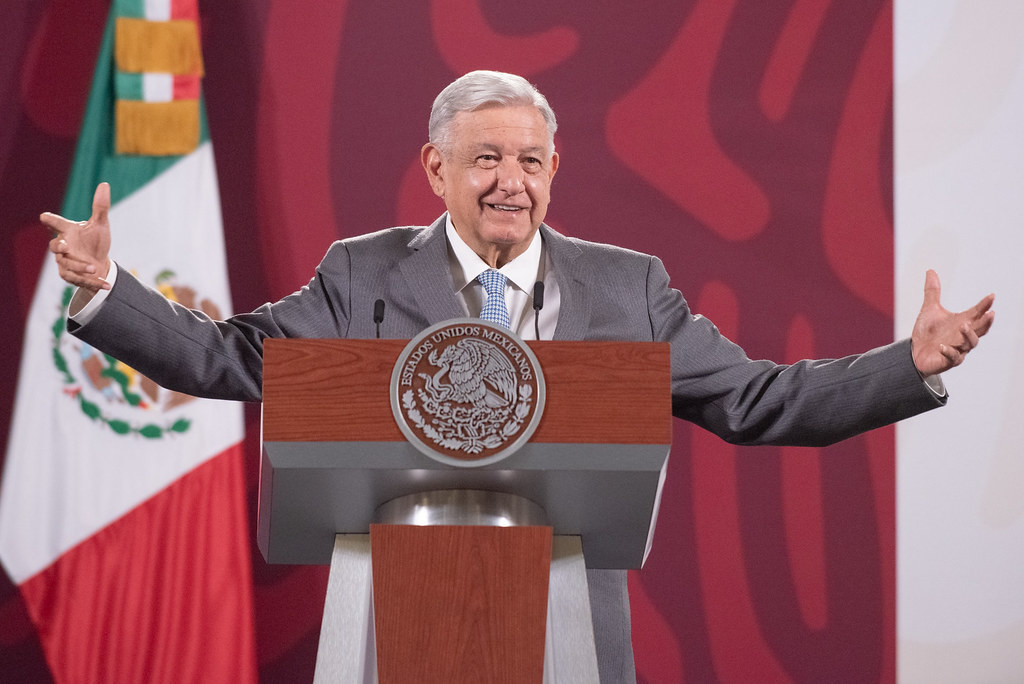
top-left (370, 524), bottom-right (552, 683)
top-left (262, 338), bottom-right (671, 444)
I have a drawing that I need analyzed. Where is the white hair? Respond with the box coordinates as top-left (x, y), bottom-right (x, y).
top-left (428, 70), bottom-right (557, 154)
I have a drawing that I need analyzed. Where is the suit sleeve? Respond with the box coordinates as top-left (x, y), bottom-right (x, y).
top-left (646, 256), bottom-right (946, 446)
top-left (68, 241), bottom-right (355, 402)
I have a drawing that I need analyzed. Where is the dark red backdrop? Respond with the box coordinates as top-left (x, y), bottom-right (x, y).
top-left (1, 1), bottom-right (895, 681)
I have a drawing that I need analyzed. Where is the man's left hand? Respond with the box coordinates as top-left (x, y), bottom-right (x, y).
top-left (912, 269), bottom-right (995, 377)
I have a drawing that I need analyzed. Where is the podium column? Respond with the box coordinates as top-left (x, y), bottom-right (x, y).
top-left (315, 491), bottom-right (601, 683)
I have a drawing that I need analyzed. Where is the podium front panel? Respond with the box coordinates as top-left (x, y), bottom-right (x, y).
top-left (258, 339), bottom-right (671, 569)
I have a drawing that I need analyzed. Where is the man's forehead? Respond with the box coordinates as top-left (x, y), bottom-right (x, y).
top-left (450, 106), bottom-right (551, 151)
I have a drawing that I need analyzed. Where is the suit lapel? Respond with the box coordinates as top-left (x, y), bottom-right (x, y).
top-left (399, 215), bottom-right (467, 326)
top-left (397, 220), bottom-right (594, 337)
top-left (541, 225), bottom-right (593, 341)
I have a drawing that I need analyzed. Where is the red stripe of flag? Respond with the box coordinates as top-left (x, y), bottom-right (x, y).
top-left (173, 74), bottom-right (201, 100)
top-left (170, 0), bottom-right (199, 23)
top-left (19, 445), bottom-right (256, 683)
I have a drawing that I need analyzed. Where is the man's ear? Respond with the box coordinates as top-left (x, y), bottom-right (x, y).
top-left (421, 143), bottom-right (445, 198)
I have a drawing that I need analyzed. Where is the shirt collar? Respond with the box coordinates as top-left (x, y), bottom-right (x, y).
top-left (445, 213), bottom-right (543, 294)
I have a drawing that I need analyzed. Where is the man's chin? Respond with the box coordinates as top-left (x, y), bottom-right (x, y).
top-left (484, 224), bottom-right (537, 247)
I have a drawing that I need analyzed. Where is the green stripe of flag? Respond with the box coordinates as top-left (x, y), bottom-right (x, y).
top-left (113, 0), bottom-right (148, 19)
top-left (114, 72), bottom-right (144, 101)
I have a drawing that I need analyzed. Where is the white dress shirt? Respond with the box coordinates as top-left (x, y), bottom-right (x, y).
top-left (444, 215), bottom-right (559, 341)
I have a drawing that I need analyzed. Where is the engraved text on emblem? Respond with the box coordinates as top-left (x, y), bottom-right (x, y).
top-left (391, 321), bottom-right (545, 466)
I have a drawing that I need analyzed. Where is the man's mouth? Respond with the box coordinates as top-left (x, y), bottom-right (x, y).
top-left (488, 203), bottom-right (525, 212)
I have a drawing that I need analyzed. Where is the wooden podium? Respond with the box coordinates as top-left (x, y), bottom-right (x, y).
top-left (258, 337), bottom-right (671, 682)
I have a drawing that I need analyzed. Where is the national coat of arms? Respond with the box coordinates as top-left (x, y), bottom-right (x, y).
top-left (390, 320), bottom-right (546, 467)
top-left (52, 270), bottom-right (219, 438)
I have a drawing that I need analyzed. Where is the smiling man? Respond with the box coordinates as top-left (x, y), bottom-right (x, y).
top-left (43, 70), bottom-right (994, 682)
top-left (422, 102), bottom-right (558, 268)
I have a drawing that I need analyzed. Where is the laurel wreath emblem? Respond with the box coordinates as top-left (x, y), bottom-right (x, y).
top-left (402, 384), bottom-right (533, 455)
top-left (52, 284), bottom-right (191, 439)
top-left (391, 320), bottom-right (545, 466)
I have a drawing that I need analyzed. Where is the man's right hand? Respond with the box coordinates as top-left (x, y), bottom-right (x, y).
top-left (41, 182), bottom-right (113, 293)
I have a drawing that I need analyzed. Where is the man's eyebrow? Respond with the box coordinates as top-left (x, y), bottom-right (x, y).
top-left (468, 142), bottom-right (548, 156)
top-left (466, 142), bottom-right (501, 155)
top-left (519, 145), bottom-right (547, 156)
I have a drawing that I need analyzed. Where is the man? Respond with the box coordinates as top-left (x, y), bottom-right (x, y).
top-left (43, 70), bottom-right (994, 682)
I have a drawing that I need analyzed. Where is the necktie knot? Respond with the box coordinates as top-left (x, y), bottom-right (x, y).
top-left (477, 269), bottom-right (511, 329)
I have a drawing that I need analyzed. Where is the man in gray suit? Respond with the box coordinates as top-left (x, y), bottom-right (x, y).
top-left (43, 71), bottom-right (994, 682)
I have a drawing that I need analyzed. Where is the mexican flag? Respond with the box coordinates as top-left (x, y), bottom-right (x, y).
top-left (0, 2), bottom-right (257, 682)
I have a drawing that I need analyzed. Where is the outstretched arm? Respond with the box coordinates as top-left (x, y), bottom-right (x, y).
top-left (41, 182), bottom-right (112, 293)
top-left (911, 269), bottom-right (995, 378)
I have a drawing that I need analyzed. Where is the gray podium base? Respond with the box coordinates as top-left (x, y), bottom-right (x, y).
top-left (544, 536), bottom-right (601, 682)
top-left (314, 533), bottom-right (599, 683)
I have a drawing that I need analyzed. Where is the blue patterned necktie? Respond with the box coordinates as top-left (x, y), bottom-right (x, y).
top-left (477, 269), bottom-right (511, 329)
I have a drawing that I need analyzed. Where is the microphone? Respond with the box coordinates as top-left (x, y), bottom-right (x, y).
top-left (532, 282), bottom-right (544, 340)
top-left (373, 299), bottom-right (385, 339)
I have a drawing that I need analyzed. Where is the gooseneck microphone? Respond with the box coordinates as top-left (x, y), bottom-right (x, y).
top-left (532, 282), bottom-right (545, 340)
top-left (373, 299), bottom-right (385, 339)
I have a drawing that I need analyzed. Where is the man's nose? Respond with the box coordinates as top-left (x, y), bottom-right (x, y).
top-left (496, 161), bottom-right (525, 195)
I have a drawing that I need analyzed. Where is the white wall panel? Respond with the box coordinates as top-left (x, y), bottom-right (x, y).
top-left (896, 1), bottom-right (1024, 681)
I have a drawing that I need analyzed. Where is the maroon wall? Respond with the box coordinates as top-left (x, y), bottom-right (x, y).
top-left (0, 1), bottom-right (895, 681)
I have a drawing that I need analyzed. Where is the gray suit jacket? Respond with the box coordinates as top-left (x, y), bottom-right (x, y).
top-left (72, 215), bottom-right (944, 682)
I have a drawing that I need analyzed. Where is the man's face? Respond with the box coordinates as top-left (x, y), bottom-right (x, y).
top-left (422, 105), bottom-right (559, 267)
